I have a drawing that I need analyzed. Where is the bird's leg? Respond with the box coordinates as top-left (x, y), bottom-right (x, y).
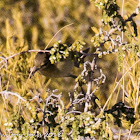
top-left (68, 74), bottom-right (77, 79)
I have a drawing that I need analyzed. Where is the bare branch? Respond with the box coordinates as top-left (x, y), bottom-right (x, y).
top-left (0, 91), bottom-right (26, 103)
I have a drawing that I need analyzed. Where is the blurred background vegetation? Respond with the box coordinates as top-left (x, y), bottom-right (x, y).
top-left (0, 0), bottom-right (140, 139)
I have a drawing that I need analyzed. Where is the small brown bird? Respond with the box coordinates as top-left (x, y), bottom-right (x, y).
top-left (31, 46), bottom-right (89, 78)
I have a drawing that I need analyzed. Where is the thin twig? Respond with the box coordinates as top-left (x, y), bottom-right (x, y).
top-left (122, 0), bottom-right (125, 103)
top-left (0, 49), bottom-right (50, 66)
top-left (0, 91), bottom-right (26, 102)
top-left (66, 111), bottom-right (82, 115)
top-left (44, 23), bottom-right (74, 50)
top-left (127, 124), bottom-right (133, 140)
top-left (135, 78), bottom-right (140, 112)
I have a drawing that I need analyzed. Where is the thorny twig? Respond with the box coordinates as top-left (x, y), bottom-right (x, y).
top-left (41, 93), bottom-right (64, 139)
top-left (0, 50), bottom-right (50, 70)
top-left (0, 91), bottom-right (26, 103)
top-left (84, 57), bottom-right (97, 112)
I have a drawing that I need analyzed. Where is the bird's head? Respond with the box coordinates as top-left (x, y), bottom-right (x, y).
top-left (34, 52), bottom-right (49, 68)
top-left (29, 51), bottom-right (50, 77)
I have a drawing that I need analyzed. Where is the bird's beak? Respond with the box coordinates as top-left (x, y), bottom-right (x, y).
top-left (29, 66), bottom-right (39, 78)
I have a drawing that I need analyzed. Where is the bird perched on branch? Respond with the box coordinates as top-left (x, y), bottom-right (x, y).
top-left (31, 42), bottom-right (89, 78)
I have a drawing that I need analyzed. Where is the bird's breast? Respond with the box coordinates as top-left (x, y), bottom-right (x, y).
top-left (39, 58), bottom-right (74, 78)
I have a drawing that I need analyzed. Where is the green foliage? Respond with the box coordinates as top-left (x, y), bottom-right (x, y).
top-left (49, 40), bottom-right (86, 64)
top-left (49, 41), bottom-right (69, 64)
